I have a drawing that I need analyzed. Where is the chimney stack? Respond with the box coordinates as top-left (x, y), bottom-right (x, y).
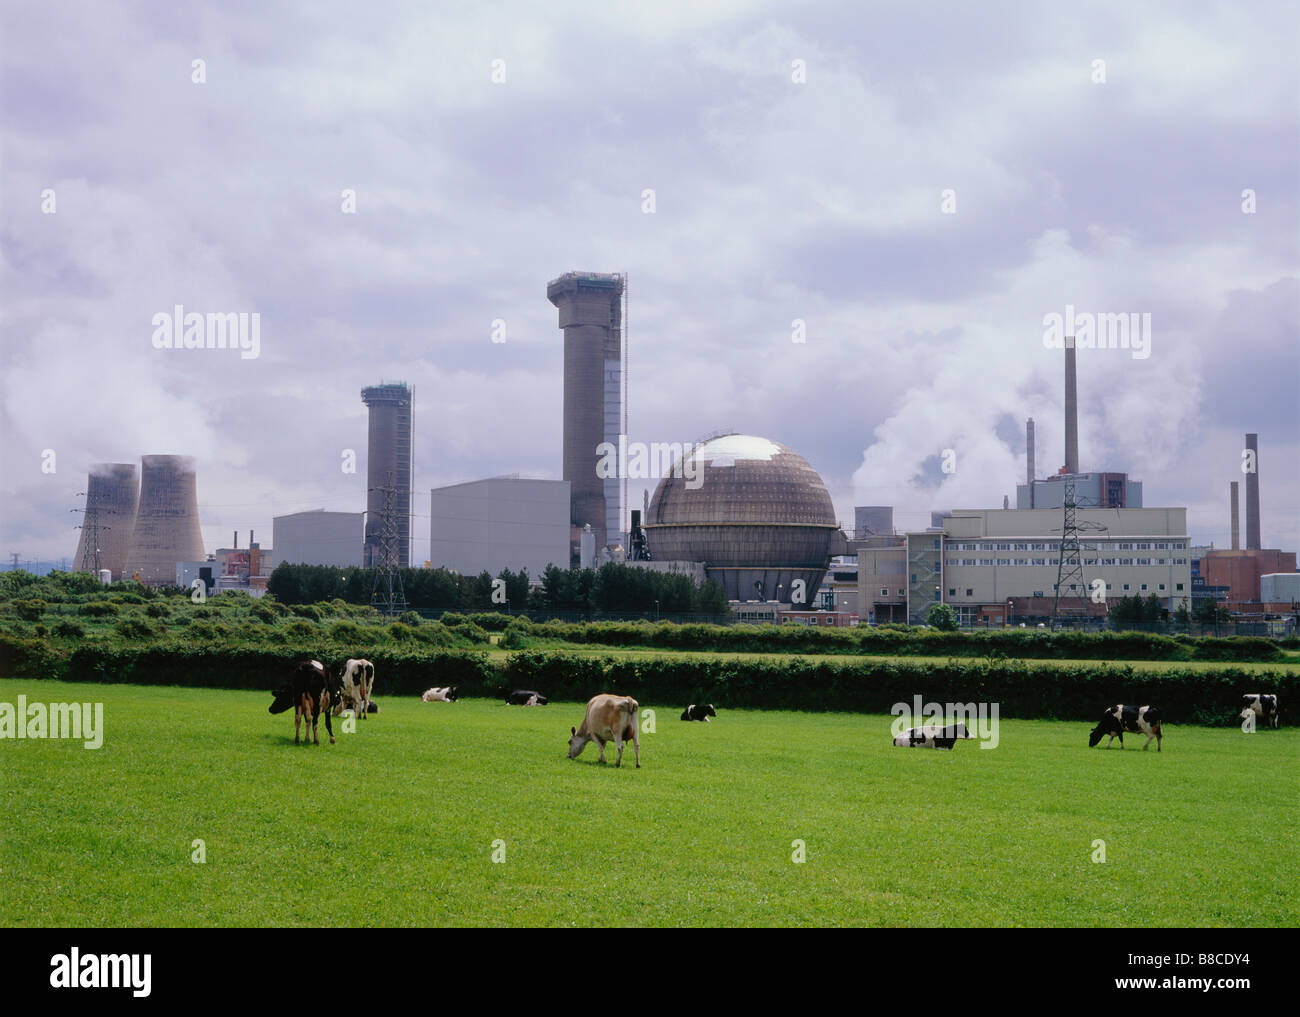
top-left (1026, 417), bottom-right (1035, 486)
top-left (1230, 481), bottom-right (1240, 550)
top-left (1064, 338), bottom-right (1079, 474)
top-left (1245, 433), bottom-right (1261, 549)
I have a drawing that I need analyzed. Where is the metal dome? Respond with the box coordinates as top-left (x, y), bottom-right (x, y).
top-left (644, 434), bottom-right (839, 603)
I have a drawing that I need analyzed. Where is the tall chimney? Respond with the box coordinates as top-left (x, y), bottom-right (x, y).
top-left (1230, 481), bottom-right (1240, 550)
top-left (233, 530), bottom-right (238, 549)
top-left (1245, 432), bottom-right (1261, 549)
top-left (1026, 417), bottom-right (1035, 486)
top-left (547, 271), bottom-right (625, 556)
top-left (1064, 338), bottom-right (1079, 474)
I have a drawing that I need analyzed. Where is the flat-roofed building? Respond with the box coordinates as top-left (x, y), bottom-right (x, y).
top-left (429, 476), bottom-right (570, 578)
top-left (270, 510), bottom-right (364, 569)
top-left (938, 507), bottom-right (1190, 623)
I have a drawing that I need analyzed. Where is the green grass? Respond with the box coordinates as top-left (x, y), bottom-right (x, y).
top-left (2, 679), bottom-right (1296, 927)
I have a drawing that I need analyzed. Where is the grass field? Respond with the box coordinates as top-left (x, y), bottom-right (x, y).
top-left (3, 678), bottom-right (1296, 927)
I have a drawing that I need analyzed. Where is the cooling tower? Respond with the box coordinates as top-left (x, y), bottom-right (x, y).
top-left (547, 271), bottom-right (625, 555)
top-left (73, 463), bottom-right (138, 580)
top-left (1245, 432), bottom-right (1260, 550)
top-left (1064, 339), bottom-right (1079, 474)
top-left (361, 383), bottom-right (412, 568)
top-left (125, 455), bottom-right (204, 585)
top-left (1026, 417), bottom-right (1035, 486)
top-left (1230, 480), bottom-right (1240, 550)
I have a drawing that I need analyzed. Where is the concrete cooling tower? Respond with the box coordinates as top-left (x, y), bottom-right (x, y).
top-left (73, 463), bottom-right (139, 580)
top-left (125, 455), bottom-right (205, 585)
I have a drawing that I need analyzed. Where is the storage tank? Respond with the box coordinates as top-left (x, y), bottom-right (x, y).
top-left (644, 434), bottom-right (839, 603)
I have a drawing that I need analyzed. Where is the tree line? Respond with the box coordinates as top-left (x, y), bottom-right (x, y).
top-left (265, 561), bottom-right (729, 615)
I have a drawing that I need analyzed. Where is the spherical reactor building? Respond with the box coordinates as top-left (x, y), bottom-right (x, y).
top-left (643, 434), bottom-right (839, 603)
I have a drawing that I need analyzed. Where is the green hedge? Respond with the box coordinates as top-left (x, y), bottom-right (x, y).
top-left (514, 620), bottom-right (1283, 662)
top-left (2, 637), bottom-right (1291, 727)
top-left (0, 635), bottom-right (496, 697)
top-left (501, 652), bottom-right (1294, 726)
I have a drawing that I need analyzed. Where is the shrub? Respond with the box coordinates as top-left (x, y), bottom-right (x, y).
top-left (77, 602), bottom-right (119, 618)
top-left (145, 602), bottom-right (171, 619)
top-left (291, 604), bottom-right (324, 622)
top-left (53, 620), bottom-right (86, 639)
top-left (115, 617), bottom-right (158, 640)
top-left (13, 599), bottom-right (47, 622)
top-left (250, 602), bottom-right (279, 624)
top-left (398, 611), bottom-right (423, 628)
top-left (283, 621), bottom-right (316, 640)
top-left (468, 612), bottom-right (513, 631)
top-left (454, 622), bottom-right (491, 645)
top-left (329, 620), bottom-right (366, 643)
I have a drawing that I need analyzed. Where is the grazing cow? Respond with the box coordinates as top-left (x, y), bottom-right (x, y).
top-left (568, 694), bottom-right (640, 768)
top-left (893, 723), bottom-right (972, 749)
top-left (1089, 704), bottom-right (1162, 752)
top-left (269, 659), bottom-right (341, 745)
top-left (334, 658), bottom-right (375, 719)
top-left (507, 689), bottom-right (548, 706)
top-left (1240, 693), bottom-right (1279, 729)
top-left (421, 687), bottom-right (459, 703)
top-left (680, 703), bottom-right (717, 722)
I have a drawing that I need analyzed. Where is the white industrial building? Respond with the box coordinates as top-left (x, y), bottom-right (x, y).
top-left (1260, 573), bottom-right (1300, 603)
top-left (857, 506), bottom-right (1192, 625)
top-left (429, 477), bottom-right (570, 577)
top-left (270, 510), bottom-right (364, 569)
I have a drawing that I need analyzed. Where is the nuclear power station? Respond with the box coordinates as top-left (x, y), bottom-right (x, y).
top-left (547, 271), bottom-right (626, 561)
top-left (124, 455), bottom-right (204, 585)
top-left (361, 382), bottom-right (413, 568)
top-left (73, 463), bottom-right (138, 580)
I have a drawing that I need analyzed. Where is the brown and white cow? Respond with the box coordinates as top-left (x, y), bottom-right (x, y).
top-left (269, 659), bottom-right (340, 745)
top-left (567, 694), bottom-right (641, 768)
top-left (335, 658), bottom-right (375, 718)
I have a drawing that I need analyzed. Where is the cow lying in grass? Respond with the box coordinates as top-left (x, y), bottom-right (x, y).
top-left (507, 689), bottom-right (547, 706)
top-left (1089, 704), bottom-right (1162, 752)
top-left (893, 723), bottom-right (972, 749)
top-left (568, 694), bottom-right (640, 767)
top-left (269, 659), bottom-right (342, 745)
top-left (681, 704), bottom-right (717, 722)
top-left (421, 687), bottom-right (459, 702)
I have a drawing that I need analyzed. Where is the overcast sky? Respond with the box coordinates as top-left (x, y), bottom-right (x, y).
top-left (2, 0), bottom-right (1297, 567)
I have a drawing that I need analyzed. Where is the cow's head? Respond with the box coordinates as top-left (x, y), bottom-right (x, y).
top-left (702, 703), bottom-right (717, 718)
top-left (1088, 724), bottom-right (1106, 748)
top-left (269, 685), bottom-right (295, 714)
top-left (447, 687), bottom-right (459, 702)
top-left (567, 726), bottom-right (588, 759)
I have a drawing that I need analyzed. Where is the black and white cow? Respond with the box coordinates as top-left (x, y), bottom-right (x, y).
top-left (421, 687), bottom-right (459, 702)
top-left (269, 659), bottom-right (342, 745)
top-left (893, 723), bottom-right (972, 749)
top-left (1240, 693), bottom-right (1279, 729)
top-left (1088, 704), bottom-right (1162, 752)
top-left (680, 704), bottom-right (717, 722)
top-left (334, 658), bottom-right (375, 719)
top-left (507, 689), bottom-right (548, 706)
